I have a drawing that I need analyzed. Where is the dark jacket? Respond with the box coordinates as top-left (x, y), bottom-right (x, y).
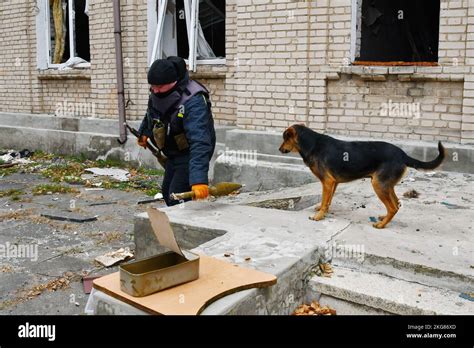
top-left (138, 76), bottom-right (216, 186)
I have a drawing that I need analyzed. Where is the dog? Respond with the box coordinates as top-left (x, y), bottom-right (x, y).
top-left (279, 124), bottom-right (446, 228)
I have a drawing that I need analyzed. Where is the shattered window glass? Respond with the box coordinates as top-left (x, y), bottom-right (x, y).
top-left (49, 0), bottom-right (90, 64)
top-left (175, 0), bottom-right (225, 60)
top-left (356, 0), bottom-right (440, 63)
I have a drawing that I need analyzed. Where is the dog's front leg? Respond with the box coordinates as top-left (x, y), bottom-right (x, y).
top-left (310, 179), bottom-right (335, 221)
top-left (314, 183), bottom-right (338, 212)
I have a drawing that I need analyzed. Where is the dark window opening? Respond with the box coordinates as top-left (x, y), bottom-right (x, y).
top-left (176, 0), bottom-right (189, 59)
top-left (175, 0), bottom-right (225, 60)
top-left (74, 0), bottom-right (90, 62)
top-left (356, 0), bottom-right (440, 63)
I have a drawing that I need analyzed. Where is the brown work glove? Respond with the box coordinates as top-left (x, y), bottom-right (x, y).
top-left (137, 135), bottom-right (148, 148)
top-left (192, 184), bottom-right (209, 200)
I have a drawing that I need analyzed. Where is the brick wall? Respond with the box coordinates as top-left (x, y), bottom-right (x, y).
top-left (0, 0), bottom-right (233, 124)
top-left (1, 0), bottom-right (474, 144)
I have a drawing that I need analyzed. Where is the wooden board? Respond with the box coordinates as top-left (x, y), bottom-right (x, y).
top-left (93, 254), bottom-right (277, 315)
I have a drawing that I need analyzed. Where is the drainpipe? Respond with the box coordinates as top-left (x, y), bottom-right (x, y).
top-left (113, 0), bottom-right (127, 144)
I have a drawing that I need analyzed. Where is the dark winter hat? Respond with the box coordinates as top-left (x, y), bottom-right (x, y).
top-left (167, 56), bottom-right (187, 80)
top-left (147, 59), bottom-right (178, 85)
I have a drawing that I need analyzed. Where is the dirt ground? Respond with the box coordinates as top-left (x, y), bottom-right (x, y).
top-left (0, 151), bottom-right (166, 314)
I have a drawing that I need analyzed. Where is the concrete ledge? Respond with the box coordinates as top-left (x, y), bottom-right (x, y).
top-left (214, 128), bottom-right (474, 190)
top-left (91, 201), bottom-right (350, 315)
top-left (0, 112), bottom-right (232, 176)
top-left (309, 267), bottom-right (474, 315)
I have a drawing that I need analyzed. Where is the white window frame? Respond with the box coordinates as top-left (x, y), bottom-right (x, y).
top-left (36, 0), bottom-right (90, 69)
top-left (148, 0), bottom-right (225, 71)
top-left (350, 0), bottom-right (358, 63)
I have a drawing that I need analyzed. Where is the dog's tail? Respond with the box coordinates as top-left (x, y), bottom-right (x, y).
top-left (404, 141), bottom-right (446, 170)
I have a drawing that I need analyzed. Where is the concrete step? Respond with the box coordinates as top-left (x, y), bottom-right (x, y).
top-left (333, 252), bottom-right (474, 294)
top-left (309, 266), bottom-right (474, 315)
top-left (214, 157), bottom-right (314, 191)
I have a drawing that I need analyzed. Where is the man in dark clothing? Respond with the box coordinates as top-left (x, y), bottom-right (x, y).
top-left (138, 57), bottom-right (216, 206)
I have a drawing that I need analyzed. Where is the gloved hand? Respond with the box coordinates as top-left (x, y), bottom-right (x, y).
top-left (192, 184), bottom-right (209, 200)
top-left (137, 135), bottom-right (148, 148)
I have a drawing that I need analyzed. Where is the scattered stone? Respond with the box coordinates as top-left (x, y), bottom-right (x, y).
top-left (441, 201), bottom-right (468, 210)
top-left (245, 257), bottom-right (251, 261)
top-left (89, 201), bottom-right (117, 207)
top-left (403, 189), bottom-right (419, 198)
top-left (41, 212), bottom-right (98, 223)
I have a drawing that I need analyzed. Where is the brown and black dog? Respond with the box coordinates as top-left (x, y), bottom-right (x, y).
top-left (279, 124), bottom-right (446, 228)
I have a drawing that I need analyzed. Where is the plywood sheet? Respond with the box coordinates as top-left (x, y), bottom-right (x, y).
top-left (93, 254), bottom-right (277, 315)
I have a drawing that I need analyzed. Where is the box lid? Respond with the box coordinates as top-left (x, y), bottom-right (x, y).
top-left (146, 207), bottom-right (186, 258)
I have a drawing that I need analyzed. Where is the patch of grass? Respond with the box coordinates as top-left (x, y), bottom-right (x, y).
top-left (0, 166), bottom-right (19, 177)
top-left (145, 188), bottom-right (161, 197)
top-left (0, 189), bottom-right (23, 201)
top-left (64, 153), bottom-right (88, 163)
top-left (30, 150), bottom-right (55, 161)
top-left (0, 158), bottom-right (5, 165)
top-left (32, 184), bottom-right (79, 195)
top-left (41, 163), bottom-right (85, 184)
top-left (95, 158), bottom-right (128, 168)
top-left (138, 167), bottom-right (164, 176)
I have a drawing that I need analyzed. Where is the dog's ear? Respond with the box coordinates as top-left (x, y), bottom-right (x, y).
top-left (284, 126), bottom-right (296, 140)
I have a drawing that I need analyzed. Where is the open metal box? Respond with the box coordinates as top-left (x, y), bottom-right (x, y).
top-left (119, 208), bottom-right (200, 297)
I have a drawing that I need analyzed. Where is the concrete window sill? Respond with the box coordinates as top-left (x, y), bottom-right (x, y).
top-left (37, 69), bottom-right (92, 80)
top-left (336, 65), bottom-right (467, 82)
top-left (190, 64), bottom-right (227, 80)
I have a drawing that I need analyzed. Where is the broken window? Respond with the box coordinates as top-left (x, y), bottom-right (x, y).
top-left (354, 0), bottom-right (440, 64)
top-left (36, 0), bottom-right (90, 69)
top-left (150, 0), bottom-right (225, 71)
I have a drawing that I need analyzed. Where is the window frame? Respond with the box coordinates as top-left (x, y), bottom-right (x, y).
top-left (148, 0), bottom-right (226, 71)
top-left (36, 0), bottom-right (90, 70)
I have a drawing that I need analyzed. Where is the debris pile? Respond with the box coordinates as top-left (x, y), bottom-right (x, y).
top-left (23, 272), bottom-right (82, 300)
top-left (0, 149), bottom-right (33, 168)
top-left (293, 300), bottom-right (336, 316)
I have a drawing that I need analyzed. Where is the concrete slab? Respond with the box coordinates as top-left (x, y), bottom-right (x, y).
top-left (310, 267), bottom-right (474, 315)
top-left (220, 170), bottom-right (474, 289)
top-left (92, 202), bottom-right (350, 315)
top-left (89, 168), bottom-right (473, 315)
